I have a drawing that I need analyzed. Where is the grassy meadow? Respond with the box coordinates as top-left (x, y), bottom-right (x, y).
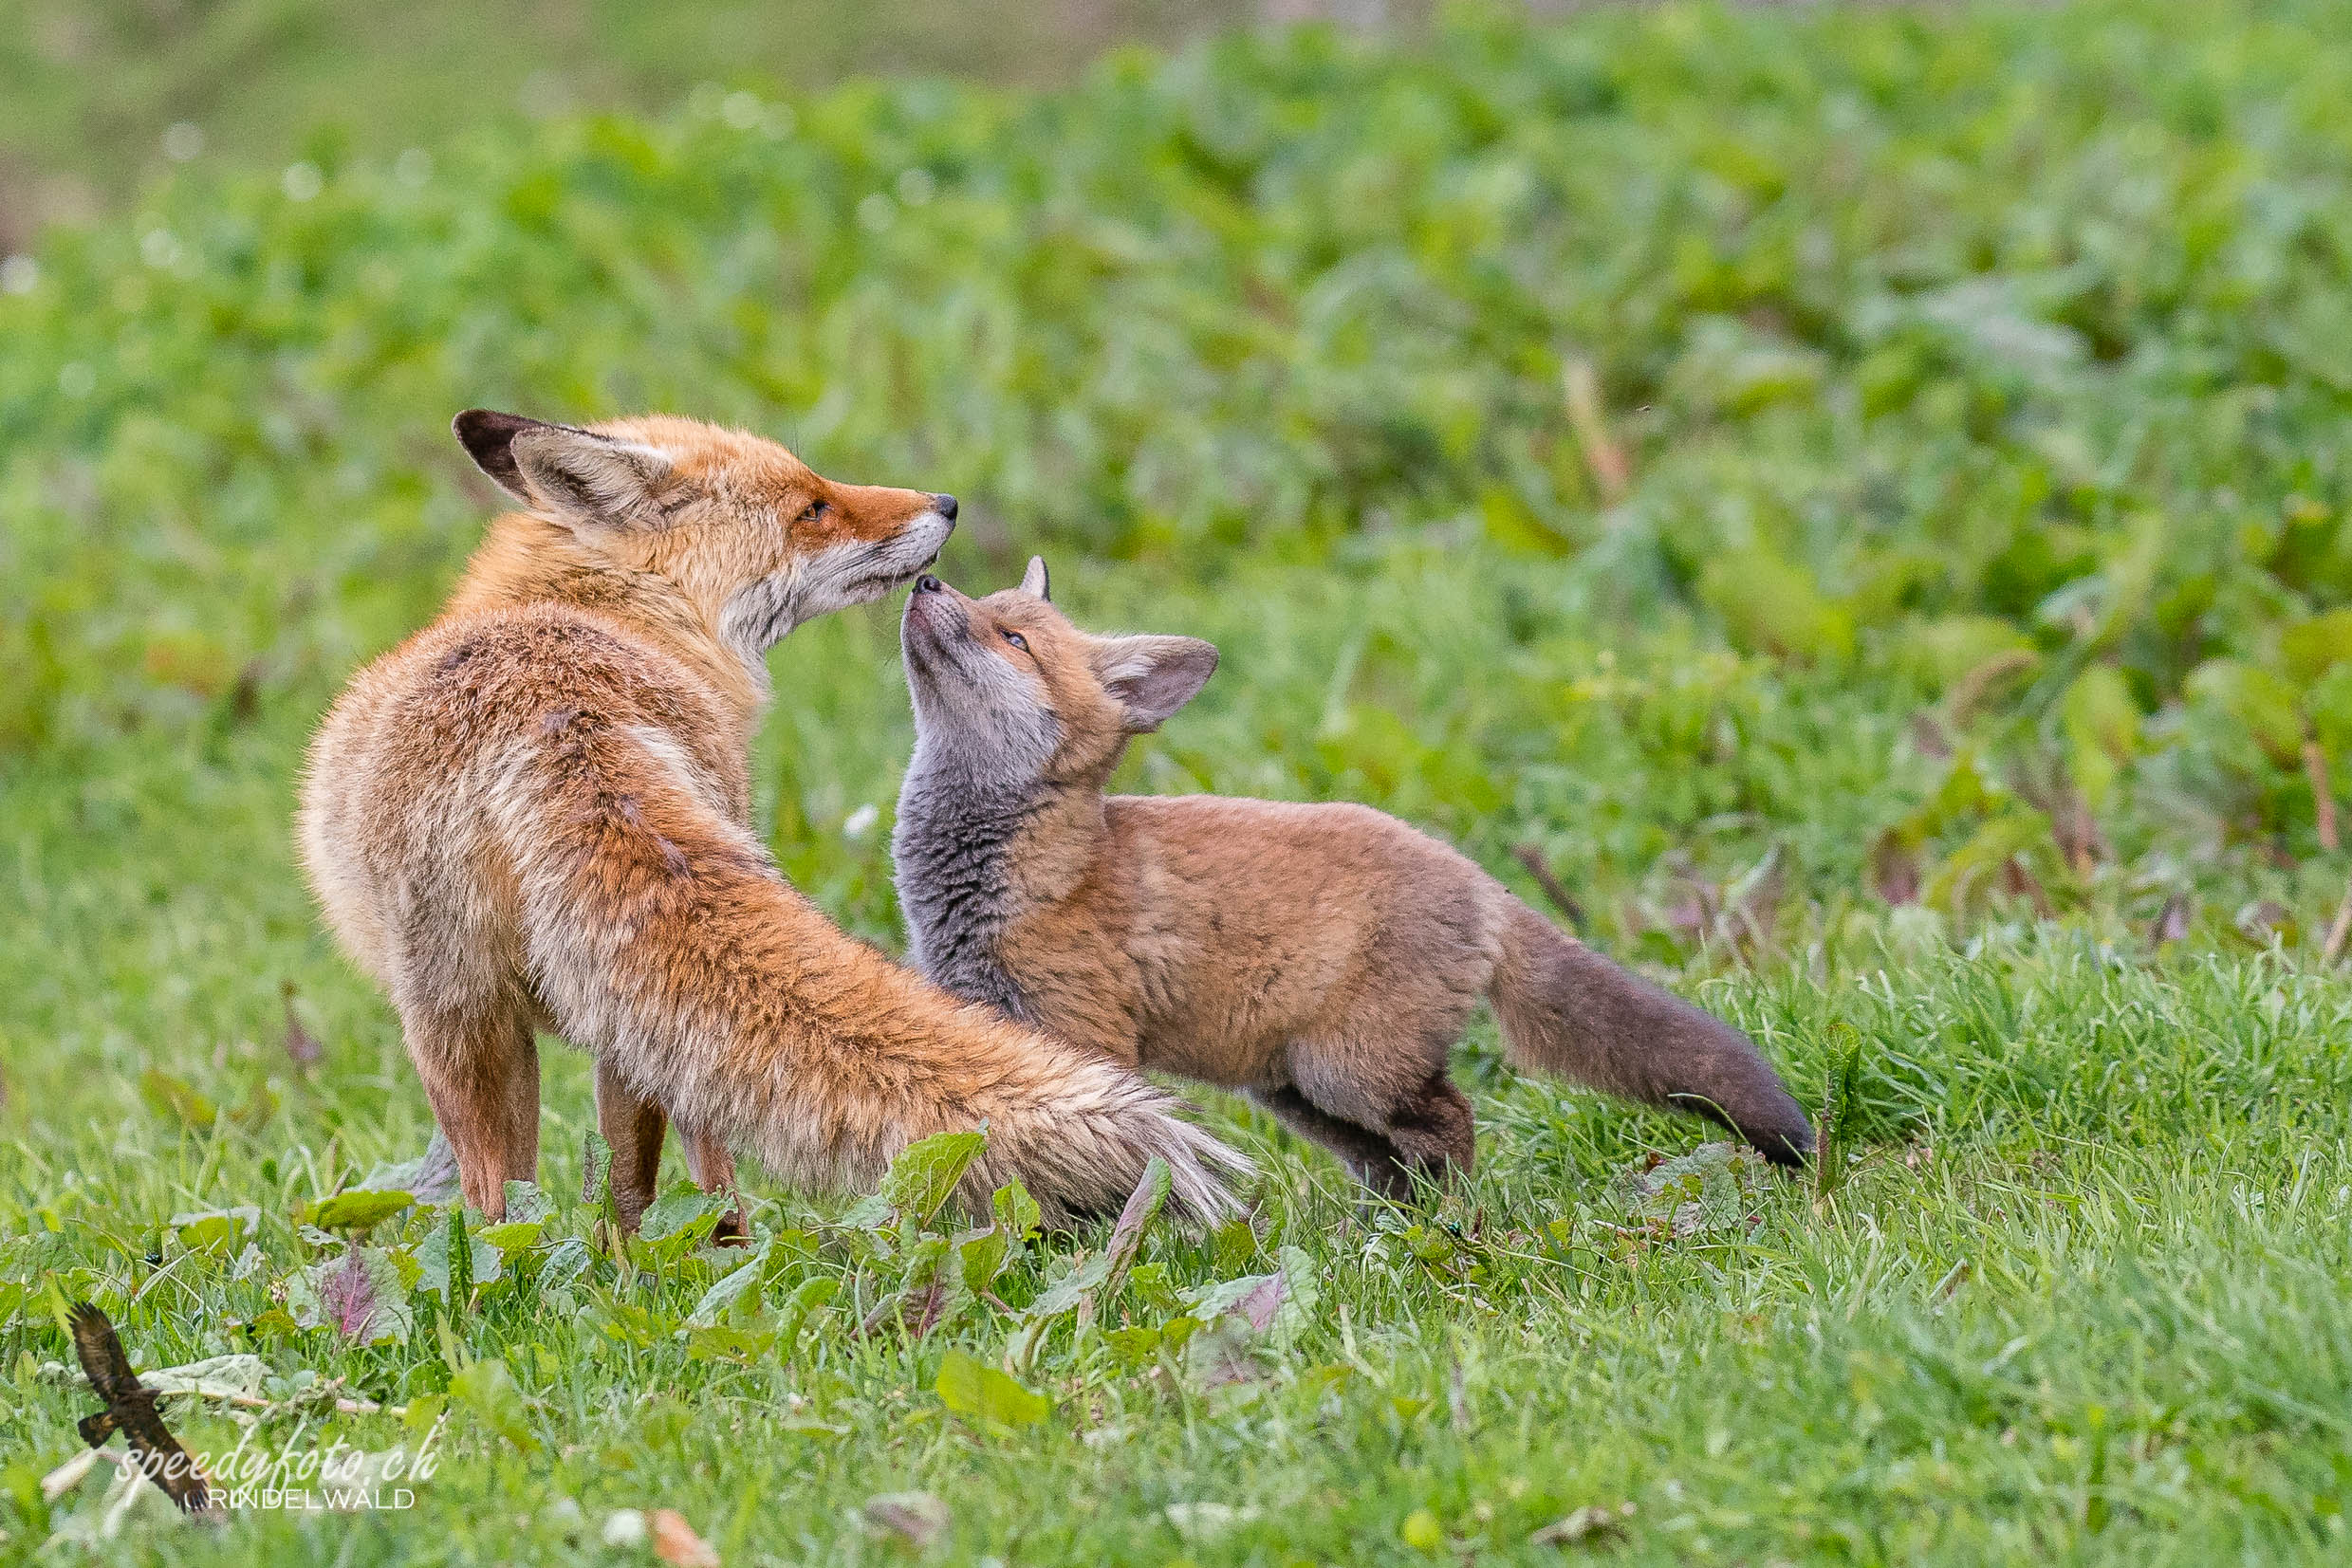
top-left (6, 1), bottom-right (2352, 1561)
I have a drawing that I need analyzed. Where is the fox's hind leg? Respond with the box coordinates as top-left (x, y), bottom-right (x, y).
top-left (1284, 986), bottom-right (1481, 1200)
top-left (593, 1064), bottom-right (747, 1242)
top-left (406, 1005), bottom-right (540, 1221)
top-left (593, 1061), bottom-right (667, 1233)
top-left (1380, 1069), bottom-right (1475, 1189)
top-left (1251, 1087), bottom-right (1417, 1198)
top-left (1253, 1074), bottom-right (1474, 1202)
top-left (680, 1128), bottom-right (747, 1246)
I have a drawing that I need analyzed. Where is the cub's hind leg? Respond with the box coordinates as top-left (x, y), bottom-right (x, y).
top-left (1380, 1069), bottom-right (1475, 1188)
top-left (1285, 992), bottom-right (1481, 1201)
top-left (1251, 1086), bottom-right (1417, 1199)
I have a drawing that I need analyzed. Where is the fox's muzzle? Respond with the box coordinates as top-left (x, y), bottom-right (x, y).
top-left (902, 575), bottom-right (972, 659)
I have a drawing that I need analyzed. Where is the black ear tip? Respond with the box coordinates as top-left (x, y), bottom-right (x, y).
top-left (453, 409), bottom-right (537, 492)
top-left (454, 408), bottom-right (522, 450)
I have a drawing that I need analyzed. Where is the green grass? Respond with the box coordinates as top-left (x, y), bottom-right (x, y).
top-left (8, 0), bottom-right (2352, 1560)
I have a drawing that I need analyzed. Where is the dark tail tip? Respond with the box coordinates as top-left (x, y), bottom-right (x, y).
top-left (1748, 1120), bottom-right (1814, 1170)
top-left (1671, 1089), bottom-right (1815, 1169)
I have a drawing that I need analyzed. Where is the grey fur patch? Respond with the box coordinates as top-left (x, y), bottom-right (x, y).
top-left (894, 613), bottom-right (1062, 1020)
top-left (890, 759), bottom-right (1043, 1022)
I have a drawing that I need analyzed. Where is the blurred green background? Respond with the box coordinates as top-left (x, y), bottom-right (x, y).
top-left (0, 0), bottom-right (1277, 249)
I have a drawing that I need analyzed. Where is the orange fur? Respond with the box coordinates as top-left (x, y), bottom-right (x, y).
top-left (298, 415), bottom-right (1247, 1232)
top-left (895, 564), bottom-right (1811, 1197)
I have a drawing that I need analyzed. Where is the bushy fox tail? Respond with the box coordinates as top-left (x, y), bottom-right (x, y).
top-left (507, 710), bottom-right (1250, 1226)
top-left (1488, 898), bottom-right (1812, 1166)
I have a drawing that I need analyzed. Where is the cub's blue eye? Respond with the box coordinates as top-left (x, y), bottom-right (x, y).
top-left (1001, 630), bottom-right (1028, 653)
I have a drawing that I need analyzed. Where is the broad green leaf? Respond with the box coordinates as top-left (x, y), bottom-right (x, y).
top-left (1697, 548), bottom-right (1855, 664)
top-left (303, 1189), bottom-right (414, 1233)
top-left (2187, 658), bottom-right (2305, 769)
top-left (991, 1181), bottom-right (1042, 1245)
top-left (2062, 665), bottom-right (2140, 808)
top-left (957, 1226), bottom-right (1009, 1297)
top-left (689, 1248), bottom-right (768, 1329)
top-left (1026, 1251), bottom-right (1113, 1320)
top-left (881, 1130), bottom-right (988, 1229)
top-left (839, 1192), bottom-right (894, 1230)
top-left (449, 1357), bottom-right (539, 1452)
top-left (1003, 1250), bottom-right (1112, 1372)
top-left (2309, 663), bottom-right (2352, 757)
top-left (640, 1185), bottom-right (723, 1243)
top-left (1274, 1245), bottom-right (1320, 1339)
top-left (1887, 616), bottom-right (2035, 695)
top-left (538, 1236), bottom-right (593, 1292)
top-left (2283, 609), bottom-right (2352, 683)
top-left (775, 1277), bottom-right (840, 1359)
top-left (170, 1207), bottom-right (258, 1254)
top-left (1478, 483), bottom-right (1572, 559)
top-left (285, 1245), bottom-right (412, 1344)
top-left (1919, 807), bottom-right (2061, 913)
top-left (415, 1207), bottom-right (498, 1302)
top-left (138, 1069), bottom-right (216, 1130)
top-left (499, 1180), bottom-right (552, 1227)
top-left (935, 1348), bottom-right (1049, 1431)
top-left (358, 1132), bottom-right (459, 1203)
top-left (1184, 1270), bottom-right (1282, 1323)
top-left (476, 1219), bottom-right (544, 1256)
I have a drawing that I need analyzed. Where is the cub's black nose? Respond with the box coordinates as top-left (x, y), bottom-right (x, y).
top-left (932, 493), bottom-right (958, 521)
top-left (915, 574), bottom-right (943, 594)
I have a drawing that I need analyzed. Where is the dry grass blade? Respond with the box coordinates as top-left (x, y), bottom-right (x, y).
top-left (1563, 359), bottom-right (1631, 507)
top-left (280, 979), bottom-right (322, 1067)
top-left (2324, 880), bottom-right (2352, 966)
top-left (1509, 843), bottom-right (1588, 932)
top-left (2307, 741), bottom-right (2340, 854)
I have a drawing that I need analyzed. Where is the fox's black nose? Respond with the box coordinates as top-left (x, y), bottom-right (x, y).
top-left (914, 574), bottom-right (943, 594)
top-left (932, 493), bottom-right (958, 521)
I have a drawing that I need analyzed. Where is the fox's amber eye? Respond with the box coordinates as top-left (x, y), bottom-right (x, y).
top-left (1001, 630), bottom-right (1029, 653)
top-left (795, 500), bottom-right (827, 526)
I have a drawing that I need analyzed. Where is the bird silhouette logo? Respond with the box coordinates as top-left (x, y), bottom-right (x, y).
top-left (66, 1302), bottom-right (213, 1513)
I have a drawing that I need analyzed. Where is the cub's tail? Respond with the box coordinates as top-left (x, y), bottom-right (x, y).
top-left (509, 709), bottom-right (1250, 1227)
top-left (1488, 898), bottom-right (1812, 1166)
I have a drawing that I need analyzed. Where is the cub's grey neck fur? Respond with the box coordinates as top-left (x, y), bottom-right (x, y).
top-left (892, 736), bottom-right (1047, 1022)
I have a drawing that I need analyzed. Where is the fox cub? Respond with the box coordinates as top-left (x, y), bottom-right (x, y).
top-left (892, 561), bottom-right (1812, 1196)
top-left (300, 415), bottom-right (1245, 1232)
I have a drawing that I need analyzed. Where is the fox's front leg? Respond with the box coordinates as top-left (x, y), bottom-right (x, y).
top-left (592, 1062), bottom-right (747, 1243)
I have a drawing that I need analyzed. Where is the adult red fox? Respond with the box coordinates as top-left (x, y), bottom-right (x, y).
top-left (891, 561), bottom-right (1812, 1197)
top-left (297, 415), bottom-right (1246, 1231)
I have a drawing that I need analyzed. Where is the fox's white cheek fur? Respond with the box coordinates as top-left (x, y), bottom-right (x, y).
top-left (718, 510), bottom-right (954, 668)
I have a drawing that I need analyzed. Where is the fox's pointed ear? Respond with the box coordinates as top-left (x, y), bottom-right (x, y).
top-left (1021, 555), bottom-right (1050, 600)
top-left (507, 422), bottom-right (676, 532)
top-left (453, 410), bottom-right (547, 506)
top-left (1092, 635), bottom-right (1218, 731)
